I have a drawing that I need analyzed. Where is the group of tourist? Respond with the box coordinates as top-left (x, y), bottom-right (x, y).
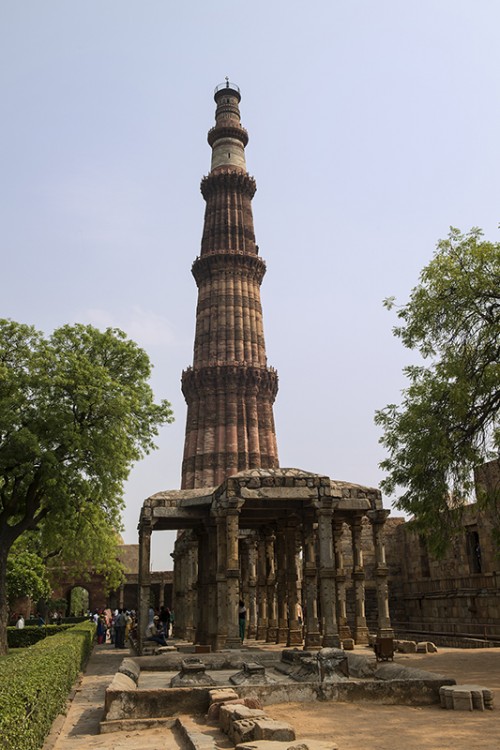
top-left (89, 607), bottom-right (136, 648)
top-left (11, 612), bottom-right (52, 628)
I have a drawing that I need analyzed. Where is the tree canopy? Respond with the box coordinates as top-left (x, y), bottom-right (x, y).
top-left (375, 227), bottom-right (500, 554)
top-left (6, 543), bottom-right (52, 607)
top-left (0, 320), bottom-right (173, 652)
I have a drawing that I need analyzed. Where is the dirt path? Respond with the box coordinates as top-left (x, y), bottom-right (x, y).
top-left (268, 648), bottom-right (500, 750)
top-left (44, 644), bottom-right (500, 750)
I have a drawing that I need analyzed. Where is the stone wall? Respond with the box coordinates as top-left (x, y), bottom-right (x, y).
top-left (383, 461), bottom-right (500, 641)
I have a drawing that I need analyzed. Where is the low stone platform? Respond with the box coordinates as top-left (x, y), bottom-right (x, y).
top-left (100, 647), bottom-right (457, 732)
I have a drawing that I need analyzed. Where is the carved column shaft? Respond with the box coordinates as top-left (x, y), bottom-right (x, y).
top-left (275, 529), bottom-right (288, 643)
top-left (368, 510), bottom-right (394, 638)
top-left (138, 521), bottom-right (152, 655)
top-left (265, 530), bottom-right (278, 642)
top-left (303, 522), bottom-right (321, 649)
top-left (351, 515), bottom-right (369, 644)
top-left (225, 508), bottom-right (242, 647)
top-left (317, 505), bottom-right (340, 647)
top-left (246, 537), bottom-right (258, 639)
top-left (256, 534), bottom-right (268, 639)
top-left (333, 519), bottom-right (351, 640)
top-left (215, 515), bottom-right (228, 650)
top-left (286, 523), bottom-right (303, 646)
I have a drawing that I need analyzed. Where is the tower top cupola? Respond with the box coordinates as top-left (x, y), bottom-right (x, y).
top-left (208, 78), bottom-right (248, 173)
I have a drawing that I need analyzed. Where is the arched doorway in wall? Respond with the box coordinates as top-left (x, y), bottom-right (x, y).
top-left (69, 586), bottom-right (90, 616)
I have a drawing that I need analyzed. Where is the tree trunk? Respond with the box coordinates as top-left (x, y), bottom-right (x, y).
top-left (0, 544), bottom-right (10, 655)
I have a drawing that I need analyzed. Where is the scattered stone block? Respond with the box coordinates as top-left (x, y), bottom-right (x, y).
top-left (170, 657), bottom-right (216, 687)
top-left (416, 641), bottom-right (437, 653)
top-left (220, 704), bottom-right (266, 735)
top-left (469, 689), bottom-right (485, 711)
top-left (452, 689), bottom-right (473, 711)
top-left (207, 696), bottom-right (264, 723)
top-left (252, 718), bottom-right (296, 742)
top-left (209, 687), bottom-right (239, 704)
top-left (233, 706), bottom-right (268, 722)
top-left (342, 638), bottom-right (355, 650)
top-left (317, 648), bottom-right (349, 682)
top-left (395, 640), bottom-right (417, 654)
top-left (118, 658), bottom-right (140, 685)
top-left (439, 684), bottom-right (494, 711)
top-left (236, 741), bottom-right (338, 750)
top-left (220, 704), bottom-right (247, 734)
top-left (231, 719), bottom-right (257, 744)
top-left (231, 661), bottom-right (269, 685)
top-left (109, 672), bottom-right (137, 691)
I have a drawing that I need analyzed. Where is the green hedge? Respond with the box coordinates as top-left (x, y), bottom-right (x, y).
top-left (7, 624), bottom-right (74, 649)
top-left (0, 621), bottom-right (96, 750)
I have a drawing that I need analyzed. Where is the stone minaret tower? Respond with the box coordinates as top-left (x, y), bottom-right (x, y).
top-left (181, 81), bottom-right (279, 489)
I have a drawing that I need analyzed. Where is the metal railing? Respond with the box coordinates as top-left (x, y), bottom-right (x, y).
top-left (214, 80), bottom-right (240, 96)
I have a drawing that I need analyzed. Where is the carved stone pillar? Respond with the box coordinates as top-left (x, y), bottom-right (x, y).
top-left (317, 503), bottom-right (340, 647)
top-left (185, 538), bottom-right (198, 643)
top-left (256, 533), bottom-right (268, 639)
top-left (286, 522), bottom-right (303, 646)
top-left (302, 521), bottom-right (321, 649)
top-left (265, 529), bottom-right (278, 642)
top-left (275, 528), bottom-right (288, 643)
top-left (195, 526), bottom-right (210, 645)
top-left (138, 519), bottom-right (152, 655)
top-left (245, 536), bottom-right (258, 639)
top-left (351, 515), bottom-right (369, 644)
top-left (333, 519), bottom-right (351, 640)
top-left (225, 506), bottom-right (242, 648)
top-left (368, 509), bottom-right (394, 638)
top-left (215, 514), bottom-right (228, 650)
top-left (170, 550), bottom-right (177, 636)
top-left (176, 544), bottom-right (188, 639)
top-left (172, 546), bottom-right (184, 638)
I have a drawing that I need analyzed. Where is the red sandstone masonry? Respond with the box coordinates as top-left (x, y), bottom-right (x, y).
top-left (181, 87), bottom-right (279, 490)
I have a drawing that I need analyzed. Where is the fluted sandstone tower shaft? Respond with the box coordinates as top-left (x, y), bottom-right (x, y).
top-left (181, 82), bottom-right (279, 489)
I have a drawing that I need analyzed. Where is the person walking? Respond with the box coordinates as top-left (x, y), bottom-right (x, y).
top-left (114, 609), bottom-right (126, 648)
top-left (238, 600), bottom-right (247, 642)
top-left (159, 606), bottom-right (171, 638)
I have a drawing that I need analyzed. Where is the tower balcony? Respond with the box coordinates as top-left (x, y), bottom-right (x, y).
top-left (214, 80), bottom-right (241, 101)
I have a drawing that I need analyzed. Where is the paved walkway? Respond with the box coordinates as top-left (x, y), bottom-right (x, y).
top-left (44, 643), bottom-right (181, 750)
top-left (43, 643), bottom-right (500, 750)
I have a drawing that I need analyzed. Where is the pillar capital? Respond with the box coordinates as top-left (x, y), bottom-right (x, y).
top-left (367, 508), bottom-right (390, 526)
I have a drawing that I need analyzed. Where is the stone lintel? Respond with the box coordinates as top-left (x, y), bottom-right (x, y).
top-left (240, 487), bottom-right (317, 500)
top-left (337, 498), bottom-right (372, 511)
top-left (152, 506), bottom-right (208, 519)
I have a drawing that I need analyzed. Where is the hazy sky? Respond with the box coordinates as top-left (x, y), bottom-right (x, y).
top-left (2, 1), bottom-right (499, 570)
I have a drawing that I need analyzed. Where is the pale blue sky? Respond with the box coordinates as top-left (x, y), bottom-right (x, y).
top-left (2, 1), bottom-right (499, 569)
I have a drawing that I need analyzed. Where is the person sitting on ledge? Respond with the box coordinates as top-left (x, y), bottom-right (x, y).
top-left (145, 620), bottom-right (167, 646)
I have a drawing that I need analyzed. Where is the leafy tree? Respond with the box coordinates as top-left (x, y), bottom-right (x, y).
top-left (69, 586), bottom-right (90, 617)
top-left (6, 544), bottom-right (52, 606)
top-left (375, 227), bottom-right (500, 554)
top-left (0, 321), bottom-right (173, 653)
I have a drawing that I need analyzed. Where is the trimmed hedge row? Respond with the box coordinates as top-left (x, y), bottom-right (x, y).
top-left (7, 624), bottom-right (74, 649)
top-left (0, 621), bottom-right (96, 750)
